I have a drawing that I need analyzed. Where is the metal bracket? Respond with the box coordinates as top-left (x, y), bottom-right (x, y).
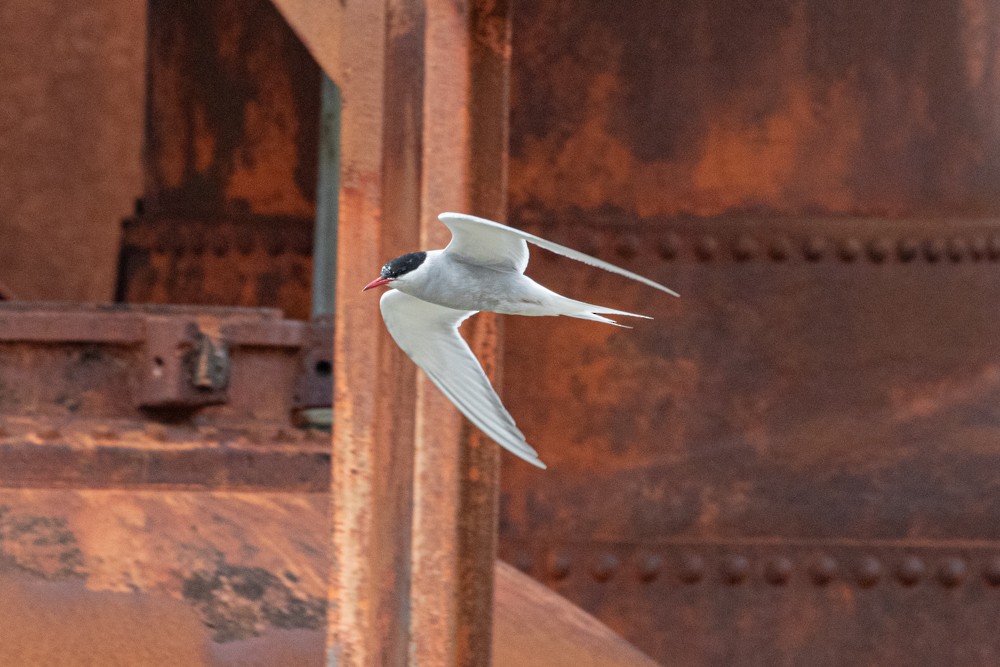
top-left (138, 318), bottom-right (230, 409)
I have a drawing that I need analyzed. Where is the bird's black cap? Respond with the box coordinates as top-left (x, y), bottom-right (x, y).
top-left (381, 251), bottom-right (427, 279)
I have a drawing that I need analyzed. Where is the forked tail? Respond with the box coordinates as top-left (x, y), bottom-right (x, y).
top-left (559, 297), bottom-right (652, 327)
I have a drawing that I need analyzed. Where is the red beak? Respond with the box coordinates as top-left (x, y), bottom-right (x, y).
top-left (363, 276), bottom-right (393, 291)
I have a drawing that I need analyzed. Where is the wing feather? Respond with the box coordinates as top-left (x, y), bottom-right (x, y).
top-left (379, 289), bottom-right (546, 468)
top-left (439, 212), bottom-right (679, 296)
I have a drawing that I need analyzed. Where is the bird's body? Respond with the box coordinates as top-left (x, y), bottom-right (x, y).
top-left (364, 213), bottom-right (678, 468)
top-left (390, 249), bottom-right (635, 321)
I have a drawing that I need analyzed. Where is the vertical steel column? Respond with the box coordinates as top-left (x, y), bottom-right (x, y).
top-left (411, 1), bottom-right (510, 665)
top-left (271, 0), bottom-right (509, 663)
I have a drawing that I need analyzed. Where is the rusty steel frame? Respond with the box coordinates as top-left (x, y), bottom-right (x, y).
top-left (271, 0), bottom-right (512, 664)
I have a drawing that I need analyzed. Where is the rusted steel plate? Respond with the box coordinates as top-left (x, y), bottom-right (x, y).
top-left (123, 0), bottom-right (323, 321)
top-left (508, 0), bottom-right (1000, 220)
top-left (144, 0), bottom-right (320, 221)
top-left (118, 216), bottom-right (315, 320)
top-left (0, 490), bottom-right (648, 667)
top-left (493, 561), bottom-right (661, 667)
top-left (0, 304), bottom-right (330, 491)
top-left (501, 539), bottom-right (1000, 666)
top-left (0, 489), bottom-right (328, 644)
top-left (504, 2), bottom-right (1000, 663)
top-left (498, 211), bottom-right (1000, 664)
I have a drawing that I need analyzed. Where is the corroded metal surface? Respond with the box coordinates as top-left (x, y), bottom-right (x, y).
top-left (0, 502), bottom-right (652, 667)
top-left (0, 490), bottom-right (328, 642)
top-left (119, 0), bottom-right (323, 320)
top-left (493, 562), bottom-right (660, 667)
top-left (118, 215), bottom-right (315, 320)
top-left (509, 0), bottom-right (1000, 219)
top-left (410, 0), bottom-right (510, 664)
top-left (329, 0), bottom-right (513, 663)
top-left (0, 303), bottom-right (331, 491)
top-left (502, 2), bottom-right (1000, 663)
top-left (0, 0), bottom-right (144, 302)
top-left (498, 212), bottom-right (1000, 664)
top-left (144, 0), bottom-right (320, 220)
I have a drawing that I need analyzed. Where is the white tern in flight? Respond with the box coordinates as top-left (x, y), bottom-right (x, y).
top-left (363, 212), bottom-right (678, 468)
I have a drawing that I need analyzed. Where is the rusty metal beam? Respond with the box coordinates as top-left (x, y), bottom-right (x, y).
top-left (329, 0), bottom-right (509, 663)
top-left (410, 0), bottom-right (510, 664)
top-left (328, 0), bottom-right (411, 664)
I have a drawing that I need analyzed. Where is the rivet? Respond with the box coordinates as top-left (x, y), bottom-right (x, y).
top-left (768, 237), bottom-right (792, 262)
top-left (721, 554), bottom-right (750, 585)
top-left (868, 238), bottom-right (891, 263)
top-left (733, 235), bottom-right (759, 261)
top-left (969, 236), bottom-right (987, 260)
top-left (982, 556), bottom-right (1000, 586)
top-left (838, 238), bottom-right (862, 262)
top-left (809, 555), bottom-right (837, 585)
top-left (154, 233), bottom-right (169, 254)
top-left (896, 556), bottom-right (925, 586)
top-left (989, 236), bottom-right (1000, 260)
top-left (169, 233), bottom-right (186, 256)
top-left (578, 231), bottom-right (601, 257)
top-left (267, 238), bottom-right (287, 257)
top-left (765, 557), bottom-right (793, 585)
top-left (189, 230), bottom-right (206, 256)
top-left (938, 557), bottom-right (966, 587)
top-left (946, 238), bottom-right (967, 262)
top-left (545, 552), bottom-right (571, 581)
top-left (294, 235), bottom-right (313, 256)
top-left (898, 238), bottom-right (919, 262)
top-left (146, 424), bottom-right (169, 442)
top-left (924, 238), bottom-right (945, 262)
top-left (856, 556), bottom-right (882, 588)
top-left (695, 236), bottom-right (719, 261)
top-left (514, 553), bottom-right (533, 574)
top-left (637, 554), bottom-right (664, 582)
top-left (658, 233), bottom-right (680, 260)
top-left (199, 426), bottom-right (220, 441)
top-left (804, 236), bottom-right (828, 262)
top-left (615, 235), bottom-right (640, 259)
top-left (38, 429), bottom-right (62, 441)
top-left (591, 553), bottom-right (619, 582)
top-left (236, 235), bottom-right (255, 255)
top-left (678, 552), bottom-right (705, 584)
top-left (212, 238), bottom-right (230, 257)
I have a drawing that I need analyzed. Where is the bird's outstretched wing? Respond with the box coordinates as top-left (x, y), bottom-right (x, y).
top-left (379, 289), bottom-right (546, 468)
top-left (439, 212), bottom-right (679, 296)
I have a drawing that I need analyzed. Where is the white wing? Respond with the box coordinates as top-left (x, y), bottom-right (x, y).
top-left (439, 212), bottom-right (679, 296)
top-left (380, 289), bottom-right (546, 469)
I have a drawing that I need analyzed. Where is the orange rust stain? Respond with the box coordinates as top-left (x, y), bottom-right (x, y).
top-left (224, 45), bottom-right (312, 217)
top-left (150, 41), bottom-right (189, 191)
top-left (193, 104), bottom-right (217, 174)
top-left (510, 55), bottom-right (867, 218)
top-left (0, 575), bottom-right (214, 667)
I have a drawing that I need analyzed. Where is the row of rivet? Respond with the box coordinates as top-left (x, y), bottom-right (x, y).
top-left (519, 552), bottom-right (1000, 588)
top-left (550, 233), bottom-right (1000, 264)
top-left (137, 230), bottom-right (313, 258)
top-left (0, 425), bottom-right (326, 444)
